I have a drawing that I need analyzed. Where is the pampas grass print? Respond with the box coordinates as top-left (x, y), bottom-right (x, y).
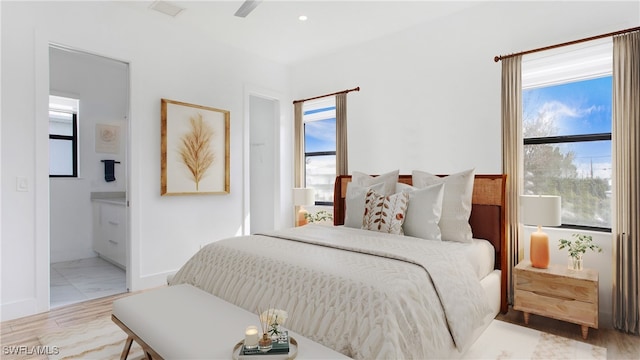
top-left (179, 113), bottom-right (215, 191)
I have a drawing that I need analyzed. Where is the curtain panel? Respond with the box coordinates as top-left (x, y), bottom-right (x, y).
top-left (612, 30), bottom-right (640, 335)
top-left (501, 55), bottom-right (523, 304)
top-left (336, 93), bottom-right (348, 176)
top-left (293, 102), bottom-right (304, 188)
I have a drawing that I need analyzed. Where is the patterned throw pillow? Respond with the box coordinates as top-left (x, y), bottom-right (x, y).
top-left (362, 189), bottom-right (409, 234)
top-left (344, 182), bottom-right (386, 228)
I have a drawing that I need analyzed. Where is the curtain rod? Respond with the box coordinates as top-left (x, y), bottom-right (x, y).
top-left (494, 26), bottom-right (640, 62)
top-left (293, 86), bottom-right (360, 104)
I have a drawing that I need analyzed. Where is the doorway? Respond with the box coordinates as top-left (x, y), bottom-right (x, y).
top-left (48, 45), bottom-right (130, 307)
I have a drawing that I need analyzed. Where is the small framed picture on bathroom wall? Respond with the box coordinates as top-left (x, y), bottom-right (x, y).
top-left (95, 124), bottom-right (120, 154)
top-left (161, 98), bottom-right (230, 196)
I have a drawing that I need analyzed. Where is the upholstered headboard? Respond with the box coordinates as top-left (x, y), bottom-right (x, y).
top-left (333, 174), bottom-right (508, 313)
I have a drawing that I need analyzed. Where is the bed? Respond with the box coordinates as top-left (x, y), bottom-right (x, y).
top-left (170, 173), bottom-right (507, 359)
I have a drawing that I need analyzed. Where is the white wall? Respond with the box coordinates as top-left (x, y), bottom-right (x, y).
top-left (1, 1), bottom-right (291, 320)
top-left (49, 47), bottom-right (129, 263)
top-left (290, 1), bottom-right (639, 329)
top-left (291, 1), bottom-right (638, 175)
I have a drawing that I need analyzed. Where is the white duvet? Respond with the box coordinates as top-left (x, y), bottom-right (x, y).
top-left (170, 225), bottom-right (491, 359)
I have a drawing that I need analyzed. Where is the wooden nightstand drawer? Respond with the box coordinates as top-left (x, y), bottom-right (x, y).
top-left (513, 260), bottom-right (598, 339)
top-left (514, 288), bottom-right (597, 326)
top-left (516, 269), bottom-right (597, 303)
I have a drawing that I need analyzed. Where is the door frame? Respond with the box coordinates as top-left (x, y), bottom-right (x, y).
top-left (35, 37), bottom-right (132, 312)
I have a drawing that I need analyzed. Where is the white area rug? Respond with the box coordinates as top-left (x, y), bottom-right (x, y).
top-left (38, 317), bottom-right (143, 360)
top-left (38, 317), bottom-right (606, 360)
top-left (464, 320), bottom-right (607, 359)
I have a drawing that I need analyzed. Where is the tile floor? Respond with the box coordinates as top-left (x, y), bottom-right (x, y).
top-left (50, 256), bottom-right (126, 308)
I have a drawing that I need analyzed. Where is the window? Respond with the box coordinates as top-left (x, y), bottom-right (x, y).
top-left (49, 95), bottom-right (79, 177)
top-left (303, 98), bottom-right (336, 205)
top-left (522, 40), bottom-right (612, 231)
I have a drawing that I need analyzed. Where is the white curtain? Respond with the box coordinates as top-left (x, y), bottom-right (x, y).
top-left (501, 55), bottom-right (523, 304)
top-left (612, 30), bottom-right (640, 335)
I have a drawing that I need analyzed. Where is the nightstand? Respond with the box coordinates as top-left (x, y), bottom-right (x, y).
top-left (514, 260), bottom-right (598, 339)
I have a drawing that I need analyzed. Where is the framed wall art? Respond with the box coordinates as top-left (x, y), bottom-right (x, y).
top-left (161, 98), bottom-right (230, 195)
top-left (95, 124), bottom-right (120, 154)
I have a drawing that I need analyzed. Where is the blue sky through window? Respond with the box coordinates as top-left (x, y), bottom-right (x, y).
top-left (523, 76), bottom-right (612, 179)
top-left (523, 76), bottom-right (611, 135)
top-left (304, 106), bottom-right (336, 153)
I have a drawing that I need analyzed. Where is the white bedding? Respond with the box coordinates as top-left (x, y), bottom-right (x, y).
top-left (437, 237), bottom-right (496, 280)
top-left (170, 224), bottom-right (494, 359)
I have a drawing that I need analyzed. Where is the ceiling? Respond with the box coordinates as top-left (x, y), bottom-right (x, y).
top-left (116, 1), bottom-right (482, 65)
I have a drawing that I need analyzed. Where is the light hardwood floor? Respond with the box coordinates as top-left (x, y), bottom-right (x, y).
top-left (1, 291), bottom-right (638, 359)
top-left (0, 289), bottom-right (153, 360)
top-left (497, 307), bottom-right (640, 359)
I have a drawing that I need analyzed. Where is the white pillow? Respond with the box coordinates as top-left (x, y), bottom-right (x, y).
top-left (352, 170), bottom-right (399, 196)
top-left (395, 182), bottom-right (413, 193)
top-left (344, 182), bottom-right (385, 228)
top-left (401, 183), bottom-right (445, 241)
top-left (362, 189), bottom-right (409, 235)
top-left (412, 169), bottom-right (475, 243)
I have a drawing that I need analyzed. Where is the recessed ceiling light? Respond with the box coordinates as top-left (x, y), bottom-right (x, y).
top-left (150, 1), bottom-right (185, 17)
top-left (298, 15), bottom-right (308, 21)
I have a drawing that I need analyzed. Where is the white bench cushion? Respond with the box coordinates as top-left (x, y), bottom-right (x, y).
top-left (112, 284), bottom-right (348, 359)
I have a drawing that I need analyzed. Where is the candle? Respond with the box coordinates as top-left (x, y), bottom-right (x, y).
top-left (245, 326), bottom-right (259, 349)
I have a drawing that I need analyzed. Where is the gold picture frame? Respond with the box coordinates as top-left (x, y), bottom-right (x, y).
top-left (161, 98), bottom-right (230, 195)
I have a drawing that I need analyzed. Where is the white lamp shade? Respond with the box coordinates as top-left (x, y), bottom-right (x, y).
top-left (520, 195), bottom-right (562, 226)
top-left (293, 188), bottom-right (315, 206)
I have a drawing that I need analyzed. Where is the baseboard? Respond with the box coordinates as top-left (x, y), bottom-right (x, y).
top-left (132, 270), bottom-right (176, 291)
top-left (599, 311), bottom-right (613, 329)
top-left (50, 249), bottom-right (97, 264)
top-left (0, 297), bottom-right (39, 322)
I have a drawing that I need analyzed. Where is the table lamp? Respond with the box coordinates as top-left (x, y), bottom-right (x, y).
top-left (293, 188), bottom-right (315, 226)
top-left (520, 195), bottom-right (561, 269)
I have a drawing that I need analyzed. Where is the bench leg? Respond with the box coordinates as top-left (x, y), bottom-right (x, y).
top-left (112, 314), bottom-right (164, 360)
top-left (120, 336), bottom-right (134, 360)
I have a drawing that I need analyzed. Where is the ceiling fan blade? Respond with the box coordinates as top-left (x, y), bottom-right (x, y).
top-left (234, 0), bottom-right (262, 18)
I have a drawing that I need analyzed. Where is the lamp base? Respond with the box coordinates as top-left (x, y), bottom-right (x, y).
top-left (296, 207), bottom-right (308, 227)
top-left (530, 226), bottom-right (549, 269)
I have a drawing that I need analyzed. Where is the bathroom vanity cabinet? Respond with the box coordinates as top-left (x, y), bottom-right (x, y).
top-left (92, 198), bottom-right (127, 269)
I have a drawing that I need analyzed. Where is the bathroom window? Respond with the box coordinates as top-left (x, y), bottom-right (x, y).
top-left (49, 95), bottom-right (79, 177)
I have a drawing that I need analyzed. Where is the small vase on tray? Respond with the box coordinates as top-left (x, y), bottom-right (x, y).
top-left (258, 333), bottom-right (272, 352)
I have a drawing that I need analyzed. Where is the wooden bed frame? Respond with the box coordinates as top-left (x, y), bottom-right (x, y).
top-left (333, 174), bottom-right (508, 313)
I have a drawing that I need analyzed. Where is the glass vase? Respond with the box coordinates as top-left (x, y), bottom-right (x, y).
top-left (569, 254), bottom-right (583, 270)
top-left (258, 333), bottom-right (272, 352)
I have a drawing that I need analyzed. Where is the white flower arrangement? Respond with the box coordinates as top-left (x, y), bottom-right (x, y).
top-left (259, 308), bottom-right (288, 337)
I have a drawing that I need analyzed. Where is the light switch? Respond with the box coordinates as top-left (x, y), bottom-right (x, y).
top-left (16, 177), bottom-right (28, 192)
